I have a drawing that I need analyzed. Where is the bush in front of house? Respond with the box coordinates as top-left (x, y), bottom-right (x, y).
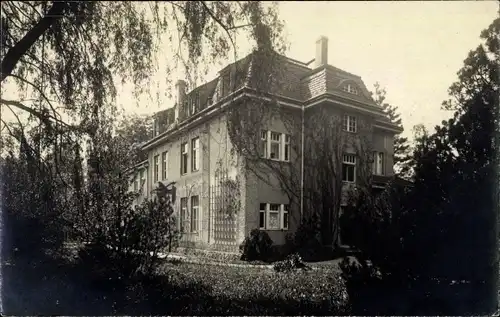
top-left (284, 214), bottom-right (324, 261)
top-left (239, 229), bottom-right (273, 262)
top-left (273, 253), bottom-right (311, 272)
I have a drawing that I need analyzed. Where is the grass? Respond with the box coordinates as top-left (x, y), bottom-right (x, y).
top-left (2, 244), bottom-right (350, 315)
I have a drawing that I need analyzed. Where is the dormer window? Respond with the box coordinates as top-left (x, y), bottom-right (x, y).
top-left (343, 84), bottom-right (359, 95)
top-left (153, 118), bottom-right (160, 137)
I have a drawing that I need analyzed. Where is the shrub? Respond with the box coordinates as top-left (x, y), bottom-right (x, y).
top-left (273, 253), bottom-right (311, 273)
top-left (239, 229), bottom-right (273, 262)
top-left (284, 215), bottom-right (324, 261)
top-left (79, 181), bottom-right (181, 281)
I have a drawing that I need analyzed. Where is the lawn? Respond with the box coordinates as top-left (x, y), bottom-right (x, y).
top-left (2, 246), bottom-right (350, 315)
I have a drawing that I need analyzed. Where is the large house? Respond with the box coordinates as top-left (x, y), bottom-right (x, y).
top-left (128, 36), bottom-right (403, 252)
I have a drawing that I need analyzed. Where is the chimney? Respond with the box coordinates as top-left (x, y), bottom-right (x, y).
top-left (174, 79), bottom-right (187, 121)
top-left (315, 36), bottom-right (328, 68)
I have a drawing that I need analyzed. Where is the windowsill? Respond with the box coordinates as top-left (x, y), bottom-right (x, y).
top-left (342, 130), bottom-right (357, 134)
top-left (259, 228), bottom-right (288, 232)
top-left (342, 181), bottom-right (356, 184)
top-left (261, 157), bottom-right (290, 163)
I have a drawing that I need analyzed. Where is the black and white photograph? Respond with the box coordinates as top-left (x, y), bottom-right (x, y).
top-left (0, 1), bottom-right (498, 315)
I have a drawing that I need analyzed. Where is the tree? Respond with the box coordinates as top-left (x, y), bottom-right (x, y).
top-left (115, 114), bottom-right (153, 163)
top-left (341, 17), bottom-right (499, 315)
top-left (0, 1), bottom-right (286, 182)
top-left (372, 83), bottom-right (412, 179)
top-left (227, 94), bottom-right (374, 252)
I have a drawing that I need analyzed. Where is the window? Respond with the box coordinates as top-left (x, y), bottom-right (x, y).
top-left (343, 83), bottom-right (358, 95)
top-left (181, 142), bottom-right (188, 175)
top-left (284, 135), bottom-right (290, 162)
top-left (342, 154), bottom-right (356, 183)
top-left (342, 115), bottom-right (357, 133)
top-left (259, 203), bottom-right (289, 230)
top-left (260, 130), bottom-right (268, 158)
top-left (270, 132), bottom-right (281, 160)
top-left (260, 130), bottom-right (290, 162)
top-left (140, 169), bottom-right (145, 189)
top-left (153, 118), bottom-right (160, 137)
top-left (153, 155), bottom-right (159, 183)
top-left (283, 204), bottom-right (289, 230)
top-left (161, 151), bottom-right (168, 180)
top-left (191, 137), bottom-right (199, 172)
top-left (259, 203), bottom-right (266, 229)
top-left (268, 203), bottom-right (280, 230)
top-left (374, 152), bottom-right (385, 175)
top-left (180, 197), bottom-right (188, 233)
top-left (191, 195), bottom-right (199, 232)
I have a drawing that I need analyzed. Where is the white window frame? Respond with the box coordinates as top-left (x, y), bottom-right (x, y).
top-left (134, 176), bottom-right (139, 192)
top-left (260, 130), bottom-right (268, 159)
top-left (342, 154), bottom-right (356, 183)
top-left (342, 115), bottom-right (357, 133)
top-left (260, 130), bottom-right (290, 162)
top-left (191, 137), bottom-right (200, 172)
top-left (153, 154), bottom-right (159, 183)
top-left (181, 142), bottom-right (188, 175)
top-left (190, 195), bottom-right (199, 233)
top-left (259, 203), bottom-right (266, 229)
top-left (140, 169), bottom-right (145, 190)
top-left (180, 197), bottom-right (188, 233)
top-left (282, 204), bottom-right (289, 230)
top-left (161, 151), bottom-right (168, 180)
top-left (269, 132), bottom-right (281, 160)
top-left (374, 152), bottom-right (385, 175)
top-left (153, 118), bottom-right (160, 137)
top-left (283, 134), bottom-right (290, 162)
top-left (343, 84), bottom-right (359, 95)
top-left (259, 203), bottom-right (289, 231)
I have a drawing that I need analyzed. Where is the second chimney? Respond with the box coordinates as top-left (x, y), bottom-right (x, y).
top-left (174, 79), bottom-right (187, 121)
top-left (315, 36), bottom-right (328, 68)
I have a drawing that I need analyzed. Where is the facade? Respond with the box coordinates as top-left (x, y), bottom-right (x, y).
top-left (129, 36), bottom-right (403, 252)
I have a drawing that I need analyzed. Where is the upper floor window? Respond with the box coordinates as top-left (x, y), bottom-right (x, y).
top-left (191, 137), bottom-right (200, 172)
top-left (134, 176), bottom-right (139, 192)
top-left (342, 154), bottom-right (356, 183)
top-left (342, 115), bottom-right (357, 133)
top-left (153, 155), bottom-right (159, 183)
top-left (373, 152), bottom-right (385, 175)
top-left (153, 118), bottom-right (160, 137)
top-left (284, 135), bottom-right (290, 162)
top-left (181, 142), bottom-right (188, 175)
top-left (140, 169), bottom-right (145, 188)
top-left (342, 83), bottom-right (359, 95)
top-left (161, 151), bottom-right (168, 180)
top-left (270, 132), bottom-right (281, 160)
top-left (260, 131), bottom-right (268, 158)
top-left (260, 130), bottom-right (291, 162)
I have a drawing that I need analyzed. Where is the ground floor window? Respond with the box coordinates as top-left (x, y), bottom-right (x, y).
top-left (258, 203), bottom-right (289, 230)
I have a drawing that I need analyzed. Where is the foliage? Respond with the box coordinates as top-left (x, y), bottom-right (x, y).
top-left (372, 83), bottom-right (412, 179)
top-left (284, 214), bottom-right (323, 260)
top-left (273, 253), bottom-right (311, 272)
top-left (340, 17), bottom-right (499, 315)
top-left (239, 229), bottom-right (273, 262)
top-left (114, 114), bottom-right (153, 163)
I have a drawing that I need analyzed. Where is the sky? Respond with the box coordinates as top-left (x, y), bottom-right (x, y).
top-left (2, 1), bottom-right (498, 143)
top-left (117, 1), bottom-right (497, 141)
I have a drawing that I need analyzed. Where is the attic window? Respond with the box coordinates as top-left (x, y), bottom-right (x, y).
top-left (343, 84), bottom-right (359, 95)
